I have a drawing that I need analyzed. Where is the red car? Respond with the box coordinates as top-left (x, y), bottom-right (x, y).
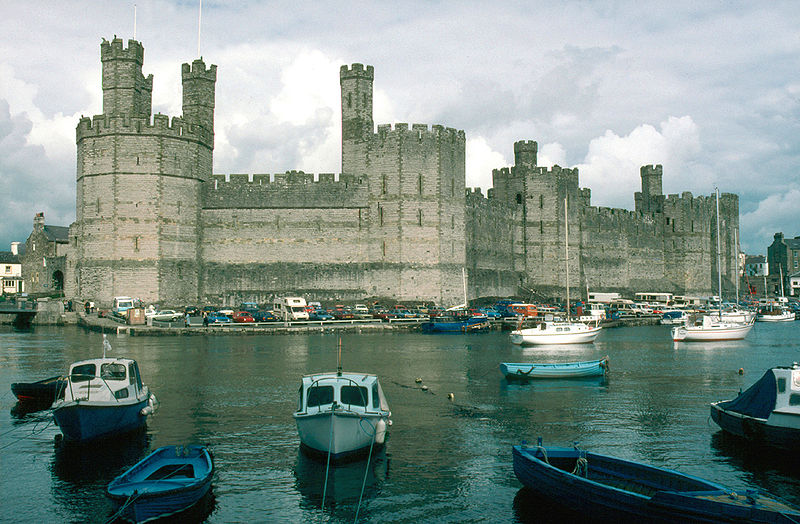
top-left (232, 311), bottom-right (255, 323)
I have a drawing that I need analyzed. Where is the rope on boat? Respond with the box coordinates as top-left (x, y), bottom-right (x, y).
top-left (572, 457), bottom-right (589, 477)
top-left (354, 417), bottom-right (378, 523)
top-left (536, 446), bottom-right (549, 464)
top-left (321, 404), bottom-right (336, 511)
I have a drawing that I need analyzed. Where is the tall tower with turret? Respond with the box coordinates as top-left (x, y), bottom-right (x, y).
top-left (72, 37), bottom-right (216, 305)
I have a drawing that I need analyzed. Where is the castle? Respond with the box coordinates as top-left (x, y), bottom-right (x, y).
top-left (64, 37), bottom-right (739, 307)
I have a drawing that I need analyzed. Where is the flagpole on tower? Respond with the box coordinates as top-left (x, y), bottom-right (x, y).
top-left (197, 0), bottom-right (202, 58)
top-left (133, 4), bottom-right (137, 40)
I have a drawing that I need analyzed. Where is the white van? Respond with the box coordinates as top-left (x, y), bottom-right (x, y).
top-left (273, 297), bottom-right (309, 321)
top-left (113, 296), bottom-right (135, 317)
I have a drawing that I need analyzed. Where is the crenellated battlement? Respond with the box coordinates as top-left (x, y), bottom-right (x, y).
top-left (182, 60), bottom-right (217, 82)
top-left (375, 122), bottom-right (465, 141)
top-left (76, 113), bottom-right (212, 145)
top-left (340, 63), bottom-right (374, 80)
top-left (100, 37), bottom-right (144, 63)
top-left (203, 171), bottom-right (369, 210)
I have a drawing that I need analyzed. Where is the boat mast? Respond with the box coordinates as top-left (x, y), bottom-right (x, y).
top-left (734, 228), bottom-right (739, 304)
top-left (715, 188), bottom-right (722, 318)
top-left (779, 265), bottom-right (785, 299)
top-left (565, 196), bottom-right (570, 321)
top-left (336, 337), bottom-right (342, 376)
top-left (462, 267), bottom-right (468, 310)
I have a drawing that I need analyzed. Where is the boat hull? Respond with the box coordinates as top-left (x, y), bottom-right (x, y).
top-left (756, 313), bottom-right (795, 322)
top-left (710, 402), bottom-right (800, 450)
top-left (11, 376), bottom-right (66, 404)
top-left (510, 326), bottom-right (602, 345)
top-left (107, 445), bottom-right (214, 524)
top-left (53, 399), bottom-right (149, 443)
top-left (294, 410), bottom-right (388, 460)
top-left (671, 323), bottom-right (753, 342)
top-left (500, 358), bottom-right (608, 379)
top-left (513, 444), bottom-right (800, 522)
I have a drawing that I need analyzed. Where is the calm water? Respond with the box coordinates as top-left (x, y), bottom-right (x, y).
top-left (1, 322), bottom-right (799, 523)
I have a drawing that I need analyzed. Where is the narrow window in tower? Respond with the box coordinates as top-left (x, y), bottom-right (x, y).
top-left (379, 206), bottom-right (383, 226)
top-left (418, 174), bottom-right (423, 195)
top-left (450, 179), bottom-right (454, 197)
top-left (691, 221), bottom-right (694, 232)
top-left (540, 195), bottom-right (544, 209)
top-left (363, 93), bottom-right (367, 107)
top-left (134, 237), bottom-right (139, 252)
top-left (358, 209), bottom-right (362, 231)
top-left (96, 197), bottom-right (101, 215)
top-left (516, 193), bottom-right (522, 205)
top-left (177, 201), bottom-right (181, 215)
top-left (382, 240), bottom-right (386, 257)
top-left (136, 155), bottom-right (140, 165)
top-left (451, 216), bottom-right (454, 230)
top-left (382, 174), bottom-right (386, 195)
top-left (347, 93), bottom-right (352, 109)
top-left (418, 209), bottom-right (422, 226)
top-left (540, 222), bottom-right (543, 234)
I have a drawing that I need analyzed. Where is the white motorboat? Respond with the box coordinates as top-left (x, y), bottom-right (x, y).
top-left (294, 370), bottom-right (391, 460)
top-left (756, 306), bottom-right (796, 322)
top-left (710, 363), bottom-right (800, 449)
top-left (511, 319), bottom-right (602, 345)
top-left (52, 336), bottom-right (158, 443)
top-left (671, 315), bottom-right (754, 342)
top-left (708, 308), bottom-right (757, 324)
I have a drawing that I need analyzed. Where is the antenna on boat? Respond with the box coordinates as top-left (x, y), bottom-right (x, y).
top-left (336, 337), bottom-right (342, 376)
top-left (565, 195), bottom-right (570, 321)
top-left (715, 187), bottom-right (722, 319)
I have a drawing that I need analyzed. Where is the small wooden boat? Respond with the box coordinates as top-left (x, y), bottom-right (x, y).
top-left (107, 445), bottom-right (214, 523)
top-left (513, 439), bottom-right (800, 522)
top-left (52, 336), bottom-right (158, 443)
top-left (11, 375), bottom-right (66, 404)
top-left (710, 364), bottom-right (800, 450)
top-left (500, 357), bottom-right (609, 380)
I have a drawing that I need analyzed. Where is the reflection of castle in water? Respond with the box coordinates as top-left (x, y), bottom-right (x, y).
top-left (65, 37), bottom-right (738, 307)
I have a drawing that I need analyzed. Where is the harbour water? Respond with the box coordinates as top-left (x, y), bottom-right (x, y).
top-left (1, 322), bottom-right (799, 522)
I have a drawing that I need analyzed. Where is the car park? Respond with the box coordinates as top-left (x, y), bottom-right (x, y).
top-left (232, 311), bottom-right (255, 323)
top-left (253, 310), bottom-right (279, 322)
top-left (149, 310), bottom-right (183, 322)
top-left (309, 309), bottom-right (334, 321)
top-left (207, 312), bottom-right (231, 324)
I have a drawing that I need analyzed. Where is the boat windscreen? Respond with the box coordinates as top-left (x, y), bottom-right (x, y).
top-left (71, 363), bottom-right (96, 382)
top-left (718, 369), bottom-right (777, 418)
top-left (307, 386), bottom-right (334, 408)
top-left (101, 363), bottom-right (126, 380)
top-left (341, 385), bottom-right (368, 407)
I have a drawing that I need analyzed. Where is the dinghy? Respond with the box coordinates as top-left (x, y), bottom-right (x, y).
top-left (500, 357), bottom-right (609, 380)
top-left (11, 375), bottom-right (66, 405)
top-left (106, 445), bottom-right (214, 523)
top-left (513, 439), bottom-right (800, 522)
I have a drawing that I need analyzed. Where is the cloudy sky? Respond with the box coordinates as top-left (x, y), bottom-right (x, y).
top-left (1, 1), bottom-right (798, 254)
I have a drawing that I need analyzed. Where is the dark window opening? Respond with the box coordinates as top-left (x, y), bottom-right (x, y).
top-left (307, 386), bottom-right (334, 407)
top-left (341, 385), bottom-right (368, 407)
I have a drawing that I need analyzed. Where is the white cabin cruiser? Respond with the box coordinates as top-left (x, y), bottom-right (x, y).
top-left (52, 336), bottom-right (158, 443)
top-left (294, 370), bottom-right (391, 460)
top-left (756, 306), bottom-right (796, 322)
top-left (671, 314), bottom-right (754, 342)
top-left (510, 319), bottom-right (602, 345)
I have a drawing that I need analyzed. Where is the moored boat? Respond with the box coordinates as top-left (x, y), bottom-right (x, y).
top-left (294, 369), bottom-right (391, 461)
top-left (52, 336), bottom-right (158, 443)
top-left (671, 315), bottom-right (753, 342)
top-left (500, 357), bottom-right (609, 380)
top-left (510, 319), bottom-right (602, 345)
top-left (11, 375), bottom-right (66, 405)
top-left (421, 314), bottom-right (489, 333)
top-left (710, 364), bottom-right (800, 450)
top-left (756, 306), bottom-right (796, 322)
top-left (106, 445), bottom-right (214, 523)
top-left (513, 439), bottom-right (800, 522)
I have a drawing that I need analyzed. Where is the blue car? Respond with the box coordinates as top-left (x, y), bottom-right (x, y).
top-left (207, 312), bottom-right (231, 324)
top-left (309, 309), bottom-right (334, 321)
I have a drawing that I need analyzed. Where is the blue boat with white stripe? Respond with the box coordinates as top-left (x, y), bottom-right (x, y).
top-left (500, 357), bottom-right (609, 380)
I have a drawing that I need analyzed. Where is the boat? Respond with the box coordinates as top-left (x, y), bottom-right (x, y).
top-left (11, 375), bottom-right (66, 404)
top-left (670, 188), bottom-right (754, 343)
top-left (710, 364), bottom-right (800, 450)
top-left (52, 335), bottom-right (158, 443)
top-left (510, 196), bottom-right (602, 345)
top-left (106, 445), bottom-right (214, 523)
top-left (294, 341), bottom-right (391, 460)
top-left (511, 319), bottom-right (602, 345)
top-left (421, 314), bottom-right (489, 333)
top-left (500, 357), bottom-right (609, 380)
top-left (671, 314), bottom-right (754, 342)
top-left (658, 310), bottom-right (687, 325)
top-left (512, 439), bottom-right (800, 522)
top-left (756, 305), bottom-right (796, 322)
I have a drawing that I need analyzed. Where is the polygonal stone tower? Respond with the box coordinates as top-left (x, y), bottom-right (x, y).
top-left (72, 37), bottom-right (215, 305)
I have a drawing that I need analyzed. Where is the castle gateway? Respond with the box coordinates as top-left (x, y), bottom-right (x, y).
top-left (66, 38), bottom-right (738, 307)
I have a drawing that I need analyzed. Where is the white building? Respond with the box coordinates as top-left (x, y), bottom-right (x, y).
top-left (1, 242), bottom-right (24, 295)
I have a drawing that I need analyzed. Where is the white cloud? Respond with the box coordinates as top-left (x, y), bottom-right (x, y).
top-left (740, 189), bottom-right (800, 253)
top-left (576, 116), bottom-right (700, 208)
top-left (466, 137), bottom-right (506, 190)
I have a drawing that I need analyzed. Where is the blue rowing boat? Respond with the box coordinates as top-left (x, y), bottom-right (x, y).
top-left (500, 357), bottom-right (608, 380)
top-left (106, 445), bottom-right (214, 523)
top-left (421, 315), bottom-right (490, 333)
top-left (513, 439), bottom-right (800, 522)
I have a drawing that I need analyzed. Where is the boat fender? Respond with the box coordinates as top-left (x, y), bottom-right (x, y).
top-left (738, 367), bottom-right (744, 375)
top-left (415, 378), bottom-right (422, 383)
top-left (447, 393), bottom-right (455, 401)
top-left (421, 385), bottom-right (428, 391)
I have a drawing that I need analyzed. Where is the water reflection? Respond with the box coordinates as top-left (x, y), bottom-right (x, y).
top-left (51, 428), bottom-right (150, 483)
top-left (293, 447), bottom-right (389, 510)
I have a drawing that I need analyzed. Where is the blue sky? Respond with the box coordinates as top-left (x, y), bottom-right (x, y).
top-left (1, 1), bottom-right (798, 254)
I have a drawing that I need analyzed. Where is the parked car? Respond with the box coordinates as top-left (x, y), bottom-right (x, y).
top-left (353, 304), bottom-right (371, 318)
top-left (372, 309), bottom-right (397, 321)
top-left (253, 310), bottom-right (279, 322)
top-left (150, 310), bottom-right (183, 322)
top-left (232, 311), bottom-right (255, 323)
top-left (309, 309), bottom-right (334, 321)
top-left (332, 307), bottom-right (355, 320)
top-left (206, 312), bottom-right (231, 324)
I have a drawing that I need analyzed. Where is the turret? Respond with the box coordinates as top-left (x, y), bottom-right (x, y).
top-left (514, 140), bottom-right (538, 169)
top-left (182, 59), bottom-right (217, 132)
top-left (100, 37), bottom-right (152, 117)
top-left (636, 164), bottom-right (664, 213)
top-left (340, 64), bottom-right (374, 142)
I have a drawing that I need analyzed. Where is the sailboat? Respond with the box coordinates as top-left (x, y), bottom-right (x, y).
top-left (672, 189), bottom-right (754, 342)
top-left (756, 266), bottom-right (796, 321)
top-left (511, 196), bottom-right (602, 345)
top-left (707, 228), bottom-right (756, 324)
